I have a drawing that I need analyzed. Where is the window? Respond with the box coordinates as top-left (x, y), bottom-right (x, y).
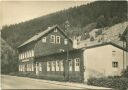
top-left (56, 61), bottom-right (60, 71)
top-left (64, 39), bottom-right (68, 45)
top-left (112, 62), bottom-right (118, 68)
top-left (32, 64), bottom-right (34, 71)
top-left (60, 60), bottom-right (64, 71)
top-left (24, 52), bottom-right (27, 58)
top-left (26, 52), bottom-right (28, 58)
top-left (22, 53), bottom-right (25, 59)
top-left (56, 36), bottom-right (61, 44)
top-left (27, 51), bottom-right (30, 58)
top-left (74, 58), bottom-right (80, 71)
top-left (29, 50), bottom-right (32, 57)
top-left (52, 61), bottom-right (56, 71)
top-left (19, 54), bottom-right (21, 60)
top-left (19, 65), bottom-right (21, 71)
top-left (42, 37), bottom-right (46, 43)
top-left (75, 58), bottom-right (80, 66)
top-left (31, 50), bottom-right (34, 57)
top-left (29, 64), bottom-right (31, 71)
top-left (28, 64), bottom-right (30, 71)
top-left (20, 54), bottom-right (22, 59)
top-left (21, 54), bottom-right (23, 59)
top-left (22, 65), bottom-right (25, 72)
top-left (20, 65), bottom-right (22, 71)
top-left (47, 61), bottom-right (51, 71)
top-left (29, 64), bottom-right (32, 71)
top-left (27, 64), bottom-right (29, 71)
top-left (26, 51), bottom-right (28, 58)
top-left (25, 52), bottom-right (27, 58)
top-left (69, 59), bottom-right (72, 71)
top-left (28, 51), bottom-right (30, 57)
top-left (50, 35), bottom-right (55, 43)
top-left (54, 28), bottom-right (58, 32)
top-left (39, 63), bottom-right (42, 71)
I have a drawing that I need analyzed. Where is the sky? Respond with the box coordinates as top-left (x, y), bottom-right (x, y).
top-left (1, 1), bottom-right (94, 26)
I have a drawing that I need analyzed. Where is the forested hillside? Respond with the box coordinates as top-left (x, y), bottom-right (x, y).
top-left (1, 1), bottom-right (127, 49)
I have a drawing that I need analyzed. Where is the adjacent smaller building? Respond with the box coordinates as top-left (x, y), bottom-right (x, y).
top-left (82, 42), bottom-right (128, 82)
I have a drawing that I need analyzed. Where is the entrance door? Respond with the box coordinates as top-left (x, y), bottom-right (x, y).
top-left (36, 62), bottom-right (39, 75)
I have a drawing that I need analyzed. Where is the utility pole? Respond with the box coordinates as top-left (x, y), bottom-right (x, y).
top-left (123, 40), bottom-right (125, 70)
top-left (125, 35), bottom-right (128, 68)
top-left (64, 19), bottom-right (70, 81)
top-left (120, 34), bottom-right (128, 70)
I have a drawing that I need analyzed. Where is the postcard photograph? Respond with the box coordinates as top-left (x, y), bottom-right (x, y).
top-left (1, 0), bottom-right (128, 90)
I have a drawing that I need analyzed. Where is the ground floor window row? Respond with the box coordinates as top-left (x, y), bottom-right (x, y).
top-left (69, 58), bottom-right (80, 71)
top-left (47, 58), bottom-right (80, 72)
top-left (36, 63), bottom-right (42, 71)
top-left (47, 60), bottom-right (64, 71)
top-left (19, 58), bottom-right (80, 72)
top-left (19, 63), bottom-right (34, 71)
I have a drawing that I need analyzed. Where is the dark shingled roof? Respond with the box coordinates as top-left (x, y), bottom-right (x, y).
top-left (18, 25), bottom-right (71, 48)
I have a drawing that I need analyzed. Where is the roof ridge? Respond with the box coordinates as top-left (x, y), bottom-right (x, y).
top-left (18, 25), bottom-right (58, 48)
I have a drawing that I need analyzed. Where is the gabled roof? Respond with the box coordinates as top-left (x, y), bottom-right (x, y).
top-left (102, 21), bottom-right (128, 41)
top-left (122, 26), bottom-right (128, 35)
top-left (78, 41), bottom-right (127, 52)
top-left (76, 22), bottom-right (128, 51)
top-left (77, 38), bottom-right (126, 49)
top-left (18, 25), bottom-right (72, 48)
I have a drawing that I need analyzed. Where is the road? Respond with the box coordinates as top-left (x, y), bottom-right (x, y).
top-left (1, 75), bottom-right (86, 89)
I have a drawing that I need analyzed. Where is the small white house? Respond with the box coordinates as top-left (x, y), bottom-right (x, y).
top-left (82, 42), bottom-right (128, 82)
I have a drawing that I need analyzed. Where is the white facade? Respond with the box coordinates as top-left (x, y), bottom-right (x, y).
top-left (83, 44), bottom-right (128, 82)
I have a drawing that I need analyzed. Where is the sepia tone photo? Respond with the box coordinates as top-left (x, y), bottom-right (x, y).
top-left (1, 0), bottom-right (128, 90)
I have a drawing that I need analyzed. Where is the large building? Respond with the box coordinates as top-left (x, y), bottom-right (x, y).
top-left (17, 23), bottom-right (128, 82)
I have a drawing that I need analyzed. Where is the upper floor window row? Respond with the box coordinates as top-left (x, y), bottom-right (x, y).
top-left (19, 50), bottom-right (34, 60)
top-left (51, 35), bottom-right (61, 44)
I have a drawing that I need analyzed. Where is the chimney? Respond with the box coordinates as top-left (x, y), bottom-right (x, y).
top-left (48, 26), bottom-right (51, 29)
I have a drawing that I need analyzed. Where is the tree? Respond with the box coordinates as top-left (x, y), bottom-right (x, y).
top-left (1, 38), bottom-right (18, 74)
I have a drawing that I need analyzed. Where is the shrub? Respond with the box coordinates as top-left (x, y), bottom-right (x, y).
top-left (90, 36), bottom-right (95, 41)
top-left (87, 77), bottom-right (128, 90)
top-left (122, 67), bottom-right (128, 78)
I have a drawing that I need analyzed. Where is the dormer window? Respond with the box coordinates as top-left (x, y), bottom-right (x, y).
top-left (54, 28), bottom-right (58, 32)
top-left (56, 36), bottom-right (61, 44)
top-left (42, 37), bottom-right (46, 43)
top-left (50, 35), bottom-right (55, 43)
